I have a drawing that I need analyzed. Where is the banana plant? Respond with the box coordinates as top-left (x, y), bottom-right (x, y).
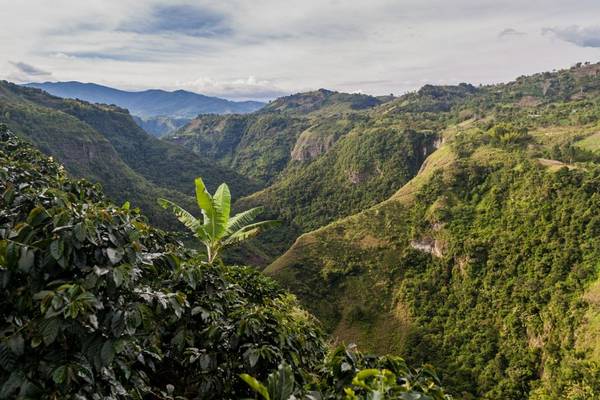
top-left (158, 177), bottom-right (280, 265)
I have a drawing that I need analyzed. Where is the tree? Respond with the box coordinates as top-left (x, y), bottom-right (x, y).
top-left (159, 177), bottom-right (279, 264)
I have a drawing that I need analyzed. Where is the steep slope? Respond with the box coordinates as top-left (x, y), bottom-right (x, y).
top-left (0, 81), bottom-right (258, 228)
top-left (235, 85), bottom-right (478, 235)
top-left (170, 113), bottom-right (310, 184)
top-left (167, 90), bottom-right (385, 185)
top-left (266, 63), bottom-right (600, 398)
top-left (25, 81), bottom-right (265, 118)
top-left (166, 90), bottom-right (396, 262)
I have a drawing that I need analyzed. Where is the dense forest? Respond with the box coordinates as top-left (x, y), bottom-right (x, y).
top-left (266, 63), bottom-right (600, 398)
top-left (3, 62), bottom-right (600, 399)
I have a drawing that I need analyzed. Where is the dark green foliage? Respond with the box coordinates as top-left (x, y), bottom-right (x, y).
top-left (241, 127), bottom-right (437, 232)
top-left (242, 345), bottom-right (450, 399)
top-left (266, 63), bottom-right (600, 398)
top-left (399, 159), bottom-right (600, 398)
top-left (0, 130), bottom-right (325, 399)
top-left (169, 113), bottom-right (311, 185)
top-left (0, 128), bottom-right (448, 399)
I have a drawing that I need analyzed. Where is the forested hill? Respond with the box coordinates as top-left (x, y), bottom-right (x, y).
top-left (266, 62), bottom-right (600, 398)
top-left (0, 81), bottom-right (259, 228)
top-left (0, 126), bottom-right (450, 399)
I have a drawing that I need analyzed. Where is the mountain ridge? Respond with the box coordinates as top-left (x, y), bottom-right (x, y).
top-left (24, 81), bottom-right (266, 118)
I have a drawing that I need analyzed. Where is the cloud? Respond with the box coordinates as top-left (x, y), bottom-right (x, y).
top-left (119, 4), bottom-right (232, 38)
top-left (543, 25), bottom-right (600, 48)
top-left (3, 0), bottom-right (600, 100)
top-left (174, 76), bottom-right (288, 101)
top-left (498, 28), bottom-right (526, 38)
top-left (6, 61), bottom-right (52, 82)
top-left (9, 61), bottom-right (51, 76)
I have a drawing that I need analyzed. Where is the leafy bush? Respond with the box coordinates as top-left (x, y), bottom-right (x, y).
top-left (0, 130), bottom-right (325, 399)
top-left (0, 129), bottom-right (449, 399)
top-left (242, 344), bottom-right (451, 399)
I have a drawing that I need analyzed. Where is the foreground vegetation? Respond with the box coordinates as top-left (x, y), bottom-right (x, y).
top-left (0, 128), bottom-right (449, 399)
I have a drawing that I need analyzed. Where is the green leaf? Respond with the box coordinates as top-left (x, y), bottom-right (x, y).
top-left (212, 183), bottom-right (231, 238)
top-left (266, 363), bottom-right (295, 400)
top-left (41, 319), bottom-right (60, 345)
top-left (194, 178), bottom-right (218, 238)
top-left (26, 206), bottom-right (49, 227)
top-left (158, 198), bottom-right (208, 240)
top-left (225, 207), bottom-right (263, 235)
top-left (113, 267), bottom-right (124, 287)
top-left (240, 374), bottom-right (270, 400)
top-left (106, 248), bottom-right (123, 265)
top-left (50, 239), bottom-right (64, 260)
top-left (31, 337), bottom-right (42, 348)
top-left (5, 241), bottom-right (19, 268)
top-left (73, 222), bottom-right (86, 242)
top-left (52, 365), bottom-right (67, 384)
top-left (101, 341), bottom-right (115, 365)
top-left (7, 335), bottom-right (24, 356)
top-left (17, 246), bottom-right (35, 271)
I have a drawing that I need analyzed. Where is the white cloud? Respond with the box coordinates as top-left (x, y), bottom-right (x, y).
top-left (1, 0), bottom-right (600, 100)
top-left (543, 25), bottom-right (600, 48)
top-left (5, 61), bottom-right (52, 82)
top-left (174, 76), bottom-right (288, 100)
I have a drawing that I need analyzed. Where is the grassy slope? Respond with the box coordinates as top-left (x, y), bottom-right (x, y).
top-left (266, 63), bottom-right (600, 398)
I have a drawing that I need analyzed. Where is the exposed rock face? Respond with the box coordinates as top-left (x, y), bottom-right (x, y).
top-left (291, 128), bottom-right (337, 161)
top-left (542, 80), bottom-right (552, 96)
top-left (410, 237), bottom-right (445, 258)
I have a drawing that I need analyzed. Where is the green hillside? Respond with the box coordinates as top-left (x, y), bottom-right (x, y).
top-left (266, 62), bottom-right (600, 398)
top-left (0, 81), bottom-right (258, 228)
top-left (166, 90), bottom-right (384, 185)
top-left (0, 127), bottom-right (449, 399)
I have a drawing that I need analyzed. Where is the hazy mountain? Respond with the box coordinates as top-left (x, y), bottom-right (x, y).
top-left (24, 81), bottom-right (266, 136)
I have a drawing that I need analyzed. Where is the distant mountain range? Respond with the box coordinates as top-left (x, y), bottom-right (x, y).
top-left (24, 81), bottom-right (266, 136)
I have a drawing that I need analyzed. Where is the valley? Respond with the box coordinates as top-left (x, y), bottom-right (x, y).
top-left (3, 61), bottom-right (600, 398)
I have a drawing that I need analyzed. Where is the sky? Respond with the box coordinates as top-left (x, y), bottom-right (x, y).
top-left (1, 0), bottom-right (600, 101)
